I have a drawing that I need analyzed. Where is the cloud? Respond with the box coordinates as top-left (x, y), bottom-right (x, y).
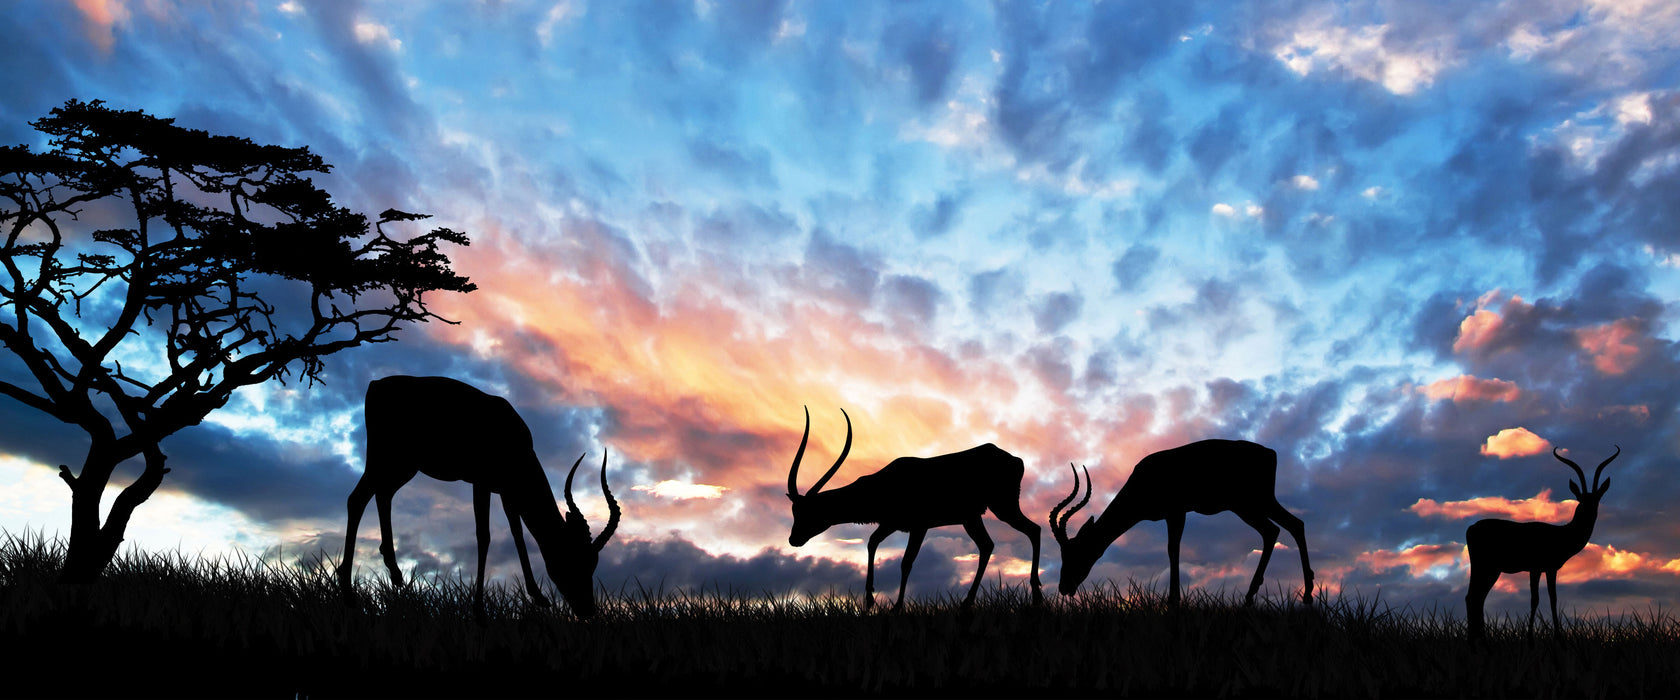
top-left (1272, 18), bottom-right (1453, 95)
top-left (1292, 174), bottom-right (1320, 190)
top-left (1480, 427), bottom-right (1550, 459)
top-left (352, 19), bottom-right (401, 52)
top-left (72, 0), bottom-right (130, 53)
top-left (1418, 375), bottom-right (1521, 403)
top-left (1356, 543), bottom-right (1466, 579)
top-left (1410, 489), bottom-right (1576, 522)
top-left (1575, 318), bottom-right (1643, 374)
top-left (632, 481), bottom-right (730, 500)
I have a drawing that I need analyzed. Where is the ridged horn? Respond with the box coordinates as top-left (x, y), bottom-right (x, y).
top-left (564, 452), bottom-right (587, 526)
top-left (593, 450), bottom-right (620, 552)
top-left (1049, 463), bottom-right (1092, 546)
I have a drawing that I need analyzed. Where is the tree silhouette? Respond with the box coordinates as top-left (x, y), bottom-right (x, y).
top-left (0, 100), bottom-right (476, 582)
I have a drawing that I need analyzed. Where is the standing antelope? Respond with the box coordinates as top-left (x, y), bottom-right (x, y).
top-left (1050, 439), bottom-right (1313, 605)
top-left (786, 407), bottom-right (1044, 609)
top-left (1465, 445), bottom-right (1619, 641)
top-left (338, 375), bottom-right (621, 619)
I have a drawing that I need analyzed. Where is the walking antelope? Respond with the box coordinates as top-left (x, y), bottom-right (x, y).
top-left (338, 376), bottom-right (621, 618)
top-left (1050, 439), bottom-right (1313, 605)
top-left (786, 407), bottom-right (1044, 609)
top-left (1465, 446), bottom-right (1620, 640)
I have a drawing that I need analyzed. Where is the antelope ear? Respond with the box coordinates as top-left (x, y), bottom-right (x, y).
top-left (1077, 516), bottom-right (1095, 536)
top-left (1568, 480), bottom-right (1582, 499)
top-left (1598, 477), bottom-right (1612, 493)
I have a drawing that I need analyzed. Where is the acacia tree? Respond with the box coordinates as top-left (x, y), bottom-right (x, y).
top-left (0, 100), bottom-right (476, 582)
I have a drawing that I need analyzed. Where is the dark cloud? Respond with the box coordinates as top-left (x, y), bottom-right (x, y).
top-left (912, 190), bottom-right (968, 239)
top-left (1111, 244), bottom-right (1162, 293)
top-left (1031, 291), bottom-right (1084, 335)
top-left (688, 137), bottom-right (778, 189)
top-left (883, 12), bottom-right (958, 106)
top-left (881, 274), bottom-right (943, 327)
top-left (968, 267), bottom-right (1025, 317)
top-left (801, 229), bottom-right (881, 308)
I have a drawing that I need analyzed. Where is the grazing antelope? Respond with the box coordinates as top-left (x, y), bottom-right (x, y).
top-left (1465, 445), bottom-right (1619, 641)
top-left (786, 407), bottom-right (1044, 609)
top-left (338, 376), bottom-right (621, 618)
top-left (1050, 439), bottom-right (1313, 605)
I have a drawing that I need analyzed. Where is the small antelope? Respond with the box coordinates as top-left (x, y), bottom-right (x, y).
top-left (1050, 439), bottom-right (1313, 605)
top-left (1465, 445), bottom-right (1619, 640)
top-left (786, 407), bottom-right (1044, 609)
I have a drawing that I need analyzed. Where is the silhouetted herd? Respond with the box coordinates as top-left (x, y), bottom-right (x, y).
top-left (341, 376), bottom-right (1620, 640)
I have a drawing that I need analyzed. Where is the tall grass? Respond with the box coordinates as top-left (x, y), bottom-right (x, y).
top-left (2, 530), bottom-right (1676, 698)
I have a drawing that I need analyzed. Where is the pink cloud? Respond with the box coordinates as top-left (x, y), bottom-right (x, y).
top-left (73, 0), bottom-right (130, 53)
top-left (1409, 489), bottom-right (1575, 521)
top-left (1420, 375), bottom-right (1521, 403)
top-left (1453, 309), bottom-right (1504, 353)
top-left (1480, 427), bottom-right (1549, 459)
top-left (1576, 318), bottom-right (1642, 375)
top-left (1356, 543), bottom-right (1467, 578)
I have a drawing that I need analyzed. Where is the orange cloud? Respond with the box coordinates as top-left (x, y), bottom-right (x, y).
top-left (1409, 489), bottom-right (1575, 521)
top-left (73, 0), bottom-right (130, 53)
top-left (1480, 427), bottom-right (1549, 459)
top-left (1453, 309), bottom-right (1503, 353)
top-left (1554, 544), bottom-right (1680, 584)
top-left (1356, 543), bottom-right (1467, 578)
top-left (1420, 375), bottom-right (1521, 403)
top-left (421, 220), bottom-right (1133, 558)
top-left (1575, 318), bottom-right (1642, 375)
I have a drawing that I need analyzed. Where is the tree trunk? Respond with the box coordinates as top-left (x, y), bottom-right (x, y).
top-left (57, 444), bottom-right (169, 583)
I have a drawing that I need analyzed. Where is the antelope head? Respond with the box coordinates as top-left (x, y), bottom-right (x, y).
top-left (786, 406), bottom-right (852, 547)
top-left (1049, 462), bottom-right (1098, 595)
top-left (1555, 444), bottom-right (1619, 516)
top-left (556, 451), bottom-right (622, 619)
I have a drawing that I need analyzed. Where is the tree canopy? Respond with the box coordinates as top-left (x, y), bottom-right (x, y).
top-left (0, 99), bottom-right (476, 580)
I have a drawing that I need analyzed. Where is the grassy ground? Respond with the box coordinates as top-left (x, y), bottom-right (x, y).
top-left (2, 531), bottom-right (1676, 698)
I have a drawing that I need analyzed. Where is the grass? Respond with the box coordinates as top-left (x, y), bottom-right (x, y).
top-left (2, 530), bottom-right (1677, 698)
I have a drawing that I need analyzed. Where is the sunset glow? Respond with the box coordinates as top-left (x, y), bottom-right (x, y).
top-left (1, 1), bottom-right (1675, 616)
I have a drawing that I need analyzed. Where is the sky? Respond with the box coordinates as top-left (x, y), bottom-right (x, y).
top-left (1, 0), bottom-right (1677, 618)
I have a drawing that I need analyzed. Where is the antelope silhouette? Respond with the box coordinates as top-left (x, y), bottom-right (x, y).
top-left (1050, 439), bottom-right (1313, 605)
top-left (1465, 445), bottom-right (1619, 640)
top-left (338, 375), bottom-right (621, 618)
top-left (786, 407), bottom-right (1044, 609)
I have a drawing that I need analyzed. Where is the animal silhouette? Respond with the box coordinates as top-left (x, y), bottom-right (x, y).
top-left (1050, 439), bottom-right (1313, 605)
top-left (338, 375), bottom-right (621, 618)
top-left (785, 407), bottom-right (1044, 609)
top-left (1465, 445), bottom-right (1620, 641)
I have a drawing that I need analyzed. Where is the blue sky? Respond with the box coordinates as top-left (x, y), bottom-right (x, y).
top-left (2, 0), bottom-right (1678, 615)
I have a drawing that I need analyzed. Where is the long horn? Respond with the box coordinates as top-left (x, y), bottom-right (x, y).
top-left (788, 406), bottom-right (811, 499)
top-left (1048, 463), bottom-right (1080, 545)
top-left (593, 449), bottom-right (620, 552)
top-left (564, 452), bottom-right (587, 524)
top-left (807, 408), bottom-right (852, 495)
top-left (1553, 447), bottom-right (1588, 490)
top-left (1591, 445), bottom-right (1620, 490)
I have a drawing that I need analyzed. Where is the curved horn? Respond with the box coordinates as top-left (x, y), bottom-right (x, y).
top-left (1591, 444), bottom-right (1620, 490)
top-left (788, 406), bottom-right (811, 499)
top-left (593, 449), bottom-right (620, 552)
top-left (1553, 447), bottom-right (1588, 490)
top-left (807, 408), bottom-right (852, 495)
top-left (564, 452), bottom-right (587, 524)
top-left (1049, 463), bottom-right (1082, 546)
